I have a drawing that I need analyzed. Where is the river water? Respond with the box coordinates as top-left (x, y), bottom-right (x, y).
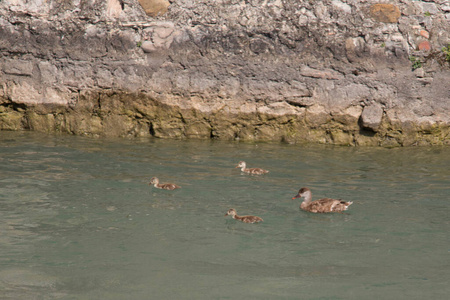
top-left (0, 131), bottom-right (449, 299)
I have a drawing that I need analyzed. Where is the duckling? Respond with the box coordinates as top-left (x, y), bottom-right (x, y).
top-left (236, 161), bottom-right (269, 175)
top-left (292, 187), bottom-right (352, 213)
top-left (224, 208), bottom-right (263, 223)
top-left (149, 177), bottom-right (181, 190)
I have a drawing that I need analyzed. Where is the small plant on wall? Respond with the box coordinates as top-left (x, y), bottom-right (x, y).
top-left (442, 45), bottom-right (450, 62)
top-left (409, 56), bottom-right (422, 71)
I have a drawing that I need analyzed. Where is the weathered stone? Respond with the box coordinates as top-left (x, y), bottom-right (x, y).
top-left (420, 30), bottom-right (430, 39)
top-left (305, 104), bottom-right (332, 127)
top-left (332, 105), bottom-right (363, 130)
top-left (257, 102), bottom-right (300, 116)
top-left (345, 37), bottom-right (366, 62)
top-left (418, 40), bottom-right (432, 51)
top-left (299, 66), bottom-right (342, 80)
top-left (330, 130), bottom-right (354, 146)
top-left (142, 23), bottom-right (175, 52)
top-left (419, 2), bottom-right (439, 15)
top-left (26, 112), bottom-right (56, 132)
top-left (0, 0), bottom-right (449, 146)
top-left (141, 41), bottom-right (158, 53)
top-left (413, 67), bottom-right (425, 78)
top-left (6, 82), bottom-right (71, 106)
top-left (3, 60), bottom-right (34, 76)
top-left (107, 0), bottom-right (123, 18)
top-left (0, 110), bottom-right (24, 130)
top-left (184, 121), bottom-right (211, 139)
top-left (361, 103), bottom-right (383, 131)
top-left (138, 0), bottom-right (170, 17)
top-left (369, 4), bottom-right (401, 23)
top-left (331, 0), bottom-right (351, 14)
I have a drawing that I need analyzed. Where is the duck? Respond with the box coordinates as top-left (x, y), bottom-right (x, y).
top-left (149, 177), bottom-right (181, 190)
top-left (292, 187), bottom-right (352, 213)
top-left (236, 161), bottom-right (269, 175)
top-left (224, 208), bottom-right (263, 223)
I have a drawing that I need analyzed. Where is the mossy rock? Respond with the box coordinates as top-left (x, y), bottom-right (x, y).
top-left (0, 110), bottom-right (25, 130)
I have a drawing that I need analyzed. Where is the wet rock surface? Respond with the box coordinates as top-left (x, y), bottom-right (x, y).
top-left (0, 0), bottom-right (449, 146)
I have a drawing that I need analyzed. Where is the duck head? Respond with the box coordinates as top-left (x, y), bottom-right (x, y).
top-left (235, 161), bottom-right (246, 168)
top-left (149, 177), bottom-right (159, 185)
top-left (225, 208), bottom-right (237, 217)
top-left (292, 187), bottom-right (310, 199)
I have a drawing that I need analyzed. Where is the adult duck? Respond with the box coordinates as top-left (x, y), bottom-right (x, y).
top-left (236, 161), bottom-right (269, 175)
top-left (292, 187), bottom-right (352, 213)
top-left (224, 208), bottom-right (263, 223)
top-left (149, 177), bottom-right (181, 190)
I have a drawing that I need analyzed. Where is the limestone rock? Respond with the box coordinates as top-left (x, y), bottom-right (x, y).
top-left (138, 0), bottom-right (170, 17)
top-left (361, 103), bottom-right (384, 131)
top-left (0, 0), bottom-right (449, 146)
top-left (107, 0), bottom-right (123, 18)
top-left (331, 0), bottom-right (351, 14)
top-left (369, 4), bottom-right (401, 23)
top-left (141, 22), bottom-right (175, 52)
top-left (3, 60), bottom-right (33, 76)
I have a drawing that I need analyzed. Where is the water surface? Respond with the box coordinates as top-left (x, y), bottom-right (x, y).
top-left (0, 132), bottom-right (449, 299)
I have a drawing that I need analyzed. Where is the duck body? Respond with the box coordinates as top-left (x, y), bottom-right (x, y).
top-left (149, 177), bottom-right (181, 190)
top-left (225, 208), bottom-right (263, 223)
top-left (292, 187), bottom-right (352, 213)
top-left (236, 161), bottom-right (269, 175)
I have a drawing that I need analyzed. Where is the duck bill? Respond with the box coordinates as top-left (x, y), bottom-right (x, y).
top-left (292, 194), bottom-right (301, 200)
top-left (224, 213), bottom-right (229, 216)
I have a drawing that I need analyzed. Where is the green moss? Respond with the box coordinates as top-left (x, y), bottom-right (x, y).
top-left (0, 110), bottom-right (25, 130)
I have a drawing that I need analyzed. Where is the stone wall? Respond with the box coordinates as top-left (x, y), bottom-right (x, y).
top-left (0, 0), bottom-right (449, 146)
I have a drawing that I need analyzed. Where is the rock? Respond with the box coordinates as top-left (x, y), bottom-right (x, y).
top-left (138, 0), bottom-right (170, 17)
top-left (331, 0), bottom-right (352, 14)
top-left (3, 60), bottom-right (33, 76)
top-left (141, 23), bottom-right (175, 52)
top-left (345, 37), bottom-right (366, 62)
top-left (418, 40), bottom-right (432, 51)
top-left (0, 0), bottom-right (449, 146)
top-left (141, 40), bottom-right (157, 52)
top-left (419, 2), bottom-right (439, 15)
top-left (107, 0), bottom-right (123, 18)
top-left (420, 30), bottom-right (430, 39)
top-left (299, 66), bottom-right (342, 80)
top-left (369, 4), bottom-right (401, 23)
top-left (0, 110), bottom-right (24, 130)
top-left (414, 67), bottom-right (425, 78)
top-left (361, 103), bottom-right (383, 131)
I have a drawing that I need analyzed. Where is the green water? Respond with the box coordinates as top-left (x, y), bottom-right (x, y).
top-left (0, 132), bottom-right (449, 299)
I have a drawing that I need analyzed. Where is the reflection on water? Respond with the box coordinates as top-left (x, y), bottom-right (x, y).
top-left (0, 131), bottom-right (449, 299)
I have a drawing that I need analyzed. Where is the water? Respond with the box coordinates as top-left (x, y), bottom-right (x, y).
top-left (0, 131), bottom-right (449, 299)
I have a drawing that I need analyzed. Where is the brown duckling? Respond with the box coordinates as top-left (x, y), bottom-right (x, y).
top-left (224, 208), bottom-right (263, 223)
top-left (149, 177), bottom-right (181, 190)
top-left (236, 161), bottom-right (269, 175)
top-left (292, 187), bottom-right (352, 213)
